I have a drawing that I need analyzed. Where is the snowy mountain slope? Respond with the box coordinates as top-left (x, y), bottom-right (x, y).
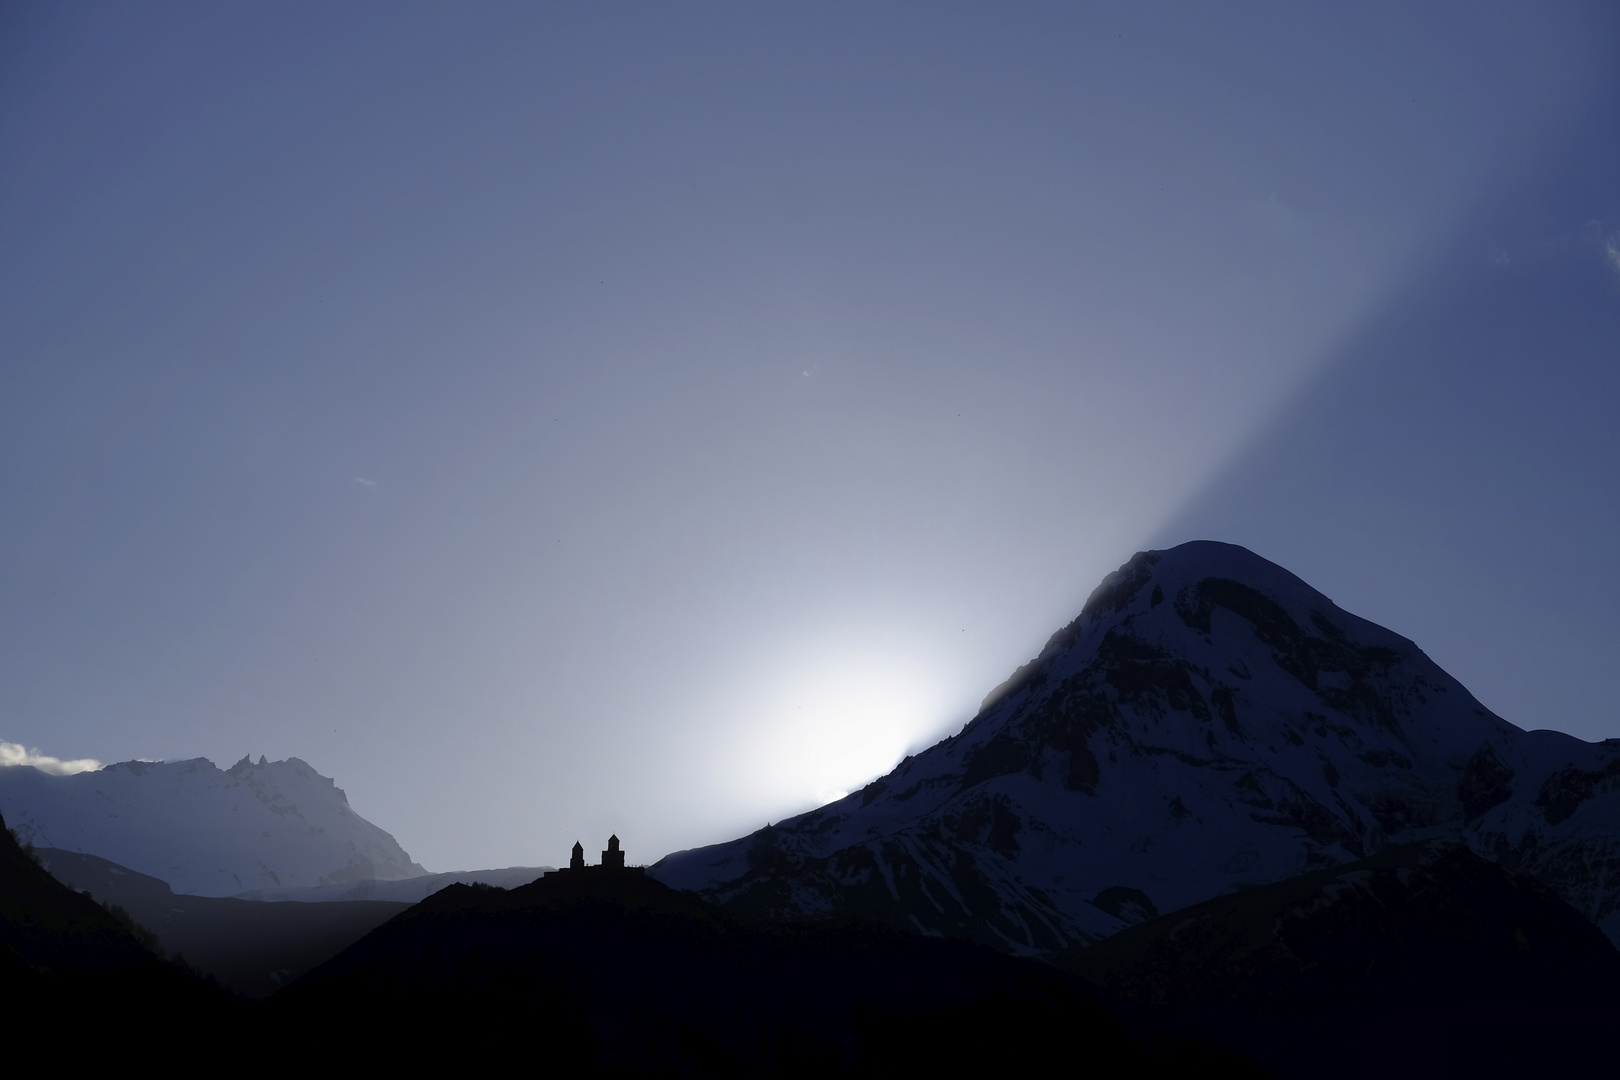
top-left (651, 542), bottom-right (1620, 952)
top-left (0, 755), bottom-right (425, 896)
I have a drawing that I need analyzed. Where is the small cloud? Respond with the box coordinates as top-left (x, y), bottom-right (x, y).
top-left (1538, 219), bottom-right (1620, 279)
top-left (1489, 248), bottom-right (1511, 269)
top-left (1575, 219), bottom-right (1620, 276)
top-left (355, 477), bottom-right (377, 489)
top-left (0, 740), bottom-right (102, 776)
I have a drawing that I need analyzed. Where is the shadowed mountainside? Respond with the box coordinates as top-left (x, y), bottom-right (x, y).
top-left (1065, 842), bottom-right (1620, 1078)
top-left (273, 867), bottom-right (1253, 1075)
top-left (1, 812), bottom-right (242, 1045)
top-left (35, 847), bottom-right (410, 998)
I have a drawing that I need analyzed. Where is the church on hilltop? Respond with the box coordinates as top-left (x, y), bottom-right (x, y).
top-left (545, 834), bottom-right (642, 876)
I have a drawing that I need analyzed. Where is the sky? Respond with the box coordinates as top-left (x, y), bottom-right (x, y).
top-left (2, 2), bottom-right (1616, 873)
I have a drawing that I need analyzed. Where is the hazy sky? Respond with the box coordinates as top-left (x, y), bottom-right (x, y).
top-left (3, 2), bottom-right (1617, 872)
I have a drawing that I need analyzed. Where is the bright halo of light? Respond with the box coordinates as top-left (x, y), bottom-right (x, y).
top-left (720, 638), bottom-right (949, 813)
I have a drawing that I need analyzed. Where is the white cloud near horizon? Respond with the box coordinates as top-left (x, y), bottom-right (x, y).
top-left (0, 740), bottom-right (103, 775)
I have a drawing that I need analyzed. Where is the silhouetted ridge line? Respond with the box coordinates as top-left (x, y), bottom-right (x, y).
top-left (546, 834), bottom-right (643, 878)
top-left (1, 810), bottom-right (244, 1049)
top-left (1065, 841), bottom-right (1620, 1078)
top-left (272, 849), bottom-right (1251, 1073)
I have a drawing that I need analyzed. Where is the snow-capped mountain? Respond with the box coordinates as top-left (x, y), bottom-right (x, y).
top-left (0, 754), bottom-right (425, 896)
top-left (652, 542), bottom-right (1620, 951)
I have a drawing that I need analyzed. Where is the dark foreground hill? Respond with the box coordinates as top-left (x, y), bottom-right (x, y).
top-left (13, 806), bottom-right (1618, 1076)
top-left (1, 811), bottom-right (242, 1046)
top-left (272, 867), bottom-right (1254, 1076)
top-left (36, 847), bottom-right (410, 997)
top-left (6, 822), bottom-right (1251, 1073)
top-left (1066, 842), bottom-right (1620, 1078)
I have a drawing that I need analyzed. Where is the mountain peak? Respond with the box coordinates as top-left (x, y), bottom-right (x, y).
top-left (653, 543), bottom-right (1620, 954)
top-left (0, 755), bottom-right (423, 896)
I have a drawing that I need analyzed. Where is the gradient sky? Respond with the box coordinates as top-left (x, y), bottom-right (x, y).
top-left (3, 2), bottom-right (1617, 872)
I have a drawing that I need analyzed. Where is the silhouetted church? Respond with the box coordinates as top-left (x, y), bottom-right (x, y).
top-left (546, 834), bottom-right (641, 876)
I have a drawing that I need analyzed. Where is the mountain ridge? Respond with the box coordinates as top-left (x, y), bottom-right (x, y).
top-left (651, 541), bottom-right (1620, 952)
top-left (0, 754), bottom-right (425, 896)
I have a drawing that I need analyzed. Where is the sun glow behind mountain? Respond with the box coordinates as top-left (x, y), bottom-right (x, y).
top-left (718, 634), bottom-right (953, 812)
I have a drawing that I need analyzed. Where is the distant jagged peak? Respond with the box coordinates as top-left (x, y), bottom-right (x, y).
top-left (0, 750), bottom-right (422, 896)
top-left (226, 753), bottom-right (270, 775)
top-left (222, 753), bottom-right (334, 789)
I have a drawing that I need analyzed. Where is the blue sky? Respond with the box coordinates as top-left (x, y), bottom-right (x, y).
top-left (2, 2), bottom-right (1616, 870)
